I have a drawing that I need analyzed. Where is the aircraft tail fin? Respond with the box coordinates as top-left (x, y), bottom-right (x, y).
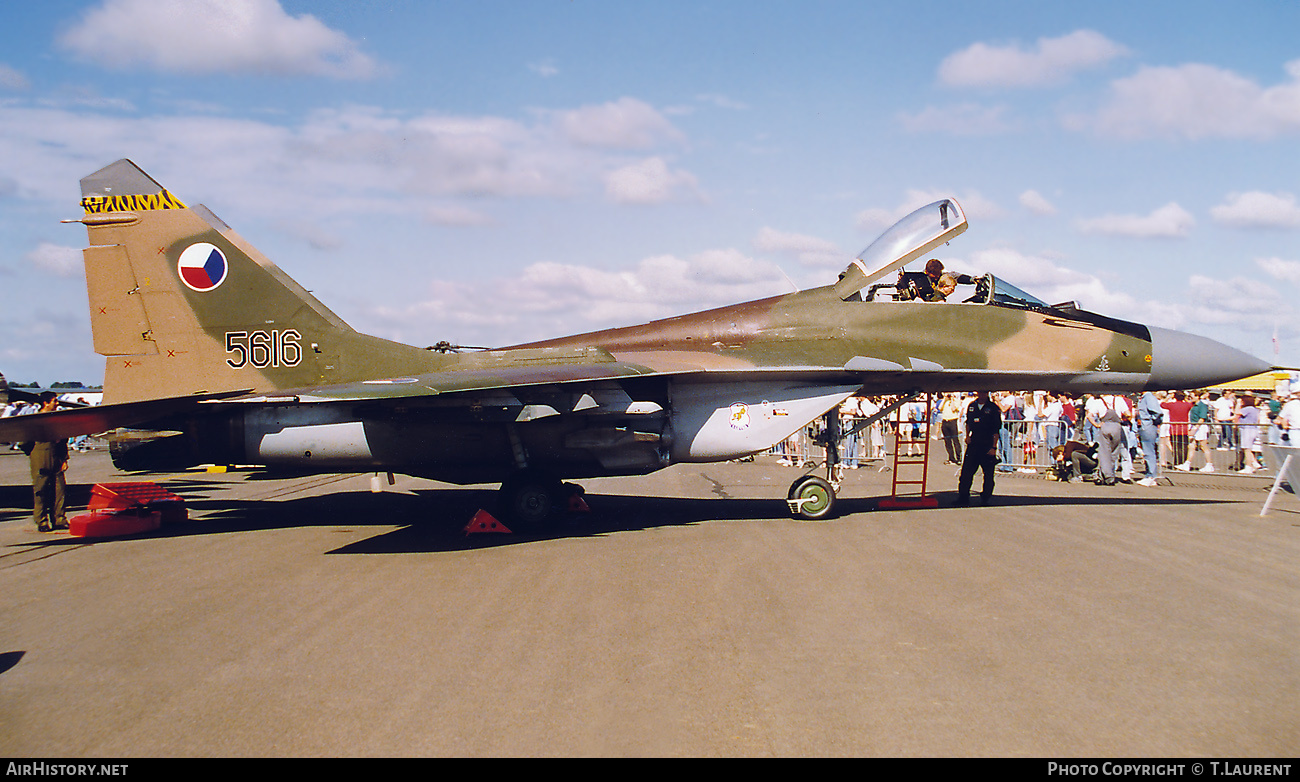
top-left (76, 159), bottom-right (433, 404)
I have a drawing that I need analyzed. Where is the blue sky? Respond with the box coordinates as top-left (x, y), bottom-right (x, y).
top-left (1, 0), bottom-right (1298, 385)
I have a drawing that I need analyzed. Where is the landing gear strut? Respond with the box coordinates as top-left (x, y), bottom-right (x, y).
top-left (787, 409), bottom-right (842, 520)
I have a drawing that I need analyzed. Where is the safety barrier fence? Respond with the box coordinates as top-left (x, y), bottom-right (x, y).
top-left (8, 421), bottom-right (1284, 480)
top-left (769, 419), bottom-right (1288, 478)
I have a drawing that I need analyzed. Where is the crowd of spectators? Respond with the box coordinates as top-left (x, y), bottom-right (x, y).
top-left (773, 387), bottom-right (1300, 484)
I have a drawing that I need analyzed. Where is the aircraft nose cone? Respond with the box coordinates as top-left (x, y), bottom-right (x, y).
top-left (1147, 326), bottom-right (1270, 390)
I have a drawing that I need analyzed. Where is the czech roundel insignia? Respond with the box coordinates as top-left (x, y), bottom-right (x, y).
top-left (177, 243), bottom-right (228, 292)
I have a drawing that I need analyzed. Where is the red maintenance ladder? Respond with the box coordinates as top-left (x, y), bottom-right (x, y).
top-left (878, 393), bottom-right (938, 509)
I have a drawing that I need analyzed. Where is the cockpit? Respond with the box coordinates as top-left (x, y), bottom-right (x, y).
top-left (863, 272), bottom-right (1050, 308)
top-left (832, 198), bottom-right (1147, 340)
top-left (834, 198), bottom-right (1062, 314)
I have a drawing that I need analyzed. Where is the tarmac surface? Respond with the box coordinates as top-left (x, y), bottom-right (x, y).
top-left (1, 446), bottom-right (1297, 757)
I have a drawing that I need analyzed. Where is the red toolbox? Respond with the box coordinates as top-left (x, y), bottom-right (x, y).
top-left (88, 482), bottom-right (188, 525)
top-left (68, 482), bottom-right (187, 536)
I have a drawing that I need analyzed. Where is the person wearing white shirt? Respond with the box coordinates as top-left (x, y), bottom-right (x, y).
top-left (860, 396), bottom-right (884, 460)
top-left (1280, 394), bottom-right (1300, 445)
top-left (1213, 391), bottom-right (1236, 450)
top-left (1042, 393), bottom-right (1065, 452)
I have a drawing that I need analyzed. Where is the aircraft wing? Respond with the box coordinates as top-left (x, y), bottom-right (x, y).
top-left (279, 357), bottom-right (680, 403)
top-left (218, 351), bottom-right (1140, 410)
top-left (0, 390), bottom-right (250, 443)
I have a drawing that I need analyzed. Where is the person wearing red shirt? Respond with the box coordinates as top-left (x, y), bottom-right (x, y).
top-left (1161, 391), bottom-right (1194, 469)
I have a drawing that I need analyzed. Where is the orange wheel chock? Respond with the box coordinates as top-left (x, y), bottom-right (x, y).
top-left (463, 509), bottom-right (513, 535)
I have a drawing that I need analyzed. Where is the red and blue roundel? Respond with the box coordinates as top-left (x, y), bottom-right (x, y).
top-left (177, 242), bottom-right (228, 292)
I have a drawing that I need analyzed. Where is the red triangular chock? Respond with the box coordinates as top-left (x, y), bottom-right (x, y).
top-left (567, 493), bottom-right (590, 513)
top-left (463, 509), bottom-right (513, 535)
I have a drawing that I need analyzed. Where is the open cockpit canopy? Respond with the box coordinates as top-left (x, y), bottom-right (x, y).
top-left (833, 198), bottom-right (967, 300)
top-left (836, 198), bottom-right (1055, 312)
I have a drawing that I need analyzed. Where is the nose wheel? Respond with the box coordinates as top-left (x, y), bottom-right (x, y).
top-left (787, 475), bottom-right (836, 520)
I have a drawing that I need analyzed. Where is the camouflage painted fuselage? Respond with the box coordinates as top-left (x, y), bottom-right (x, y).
top-left (43, 159), bottom-right (1264, 485)
top-left (514, 286), bottom-right (1153, 392)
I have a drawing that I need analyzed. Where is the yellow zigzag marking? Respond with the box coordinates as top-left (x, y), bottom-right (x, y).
top-left (82, 189), bottom-right (187, 214)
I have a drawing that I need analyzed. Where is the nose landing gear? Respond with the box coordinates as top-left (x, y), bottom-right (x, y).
top-left (787, 474), bottom-right (836, 520)
top-left (784, 391), bottom-right (926, 520)
top-left (786, 409), bottom-right (844, 521)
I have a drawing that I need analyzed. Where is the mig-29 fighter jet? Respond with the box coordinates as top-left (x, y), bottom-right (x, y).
top-left (0, 160), bottom-right (1270, 522)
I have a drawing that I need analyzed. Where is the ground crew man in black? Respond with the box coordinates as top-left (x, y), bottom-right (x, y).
top-left (957, 390), bottom-right (1002, 506)
top-left (23, 392), bottom-right (69, 532)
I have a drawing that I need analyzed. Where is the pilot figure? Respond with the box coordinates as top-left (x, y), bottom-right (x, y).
top-left (956, 390), bottom-right (1002, 506)
top-left (898, 259), bottom-right (975, 302)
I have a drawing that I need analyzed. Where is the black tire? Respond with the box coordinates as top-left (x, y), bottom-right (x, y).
top-left (498, 471), bottom-right (560, 526)
top-left (787, 475), bottom-right (836, 520)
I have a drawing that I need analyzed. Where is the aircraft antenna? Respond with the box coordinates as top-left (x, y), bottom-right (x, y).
top-left (775, 266), bottom-right (799, 293)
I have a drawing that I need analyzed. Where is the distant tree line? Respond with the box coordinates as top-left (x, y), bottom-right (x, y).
top-left (7, 381), bottom-right (102, 389)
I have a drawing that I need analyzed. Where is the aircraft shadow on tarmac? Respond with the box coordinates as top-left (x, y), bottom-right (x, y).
top-left (0, 480), bottom-right (233, 524)
top-left (9, 486), bottom-right (1249, 554)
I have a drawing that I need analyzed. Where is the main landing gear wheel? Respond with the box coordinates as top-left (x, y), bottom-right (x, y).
top-left (497, 471), bottom-right (560, 526)
top-left (497, 472), bottom-right (588, 526)
top-left (787, 475), bottom-right (836, 521)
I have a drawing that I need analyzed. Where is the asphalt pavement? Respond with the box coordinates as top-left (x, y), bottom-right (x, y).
top-left (1, 447), bottom-right (1296, 757)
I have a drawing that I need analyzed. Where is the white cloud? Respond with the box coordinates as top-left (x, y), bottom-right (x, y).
top-left (0, 64), bottom-right (29, 90)
top-left (951, 249), bottom-right (1297, 354)
top-left (553, 97), bottom-right (685, 149)
top-left (1210, 191), bottom-right (1300, 229)
top-left (518, 250), bottom-right (785, 319)
top-left (272, 219), bottom-right (344, 251)
top-left (528, 58), bottom-right (559, 78)
top-left (26, 242), bottom-right (82, 278)
top-left (1186, 273), bottom-right (1286, 327)
top-left (58, 0), bottom-right (382, 79)
top-left (753, 228), bottom-right (848, 267)
top-left (425, 205), bottom-right (493, 227)
top-left (0, 99), bottom-right (693, 218)
top-left (366, 249), bottom-right (789, 346)
top-left (1075, 203), bottom-right (1195, 239)
top-left (1019, 190), bottom-right (1057, 216)
top-left (941, 248), bottom-right (1295, 355)
top-left (951, 247), bottom-right (1188, 327)
top-left (938, 30), bottom-right (1128, 88)
top-left (604, 157), bottom-right (699, 204)
top-left (1076, 60), bottom-right (1300, 140)
top-left (1158, 261), bottom-right (1300, 355)
top-left (695, 94), bottom-right (750, 111)
top-left (0, 308), bottom-right (93, 383)
top-left (896, 103), bottom-right (1017, 135)
top-left (1257, 257), bottom-right (1300, 280)
top-left (960, 247), bottom-right (1098, 298)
